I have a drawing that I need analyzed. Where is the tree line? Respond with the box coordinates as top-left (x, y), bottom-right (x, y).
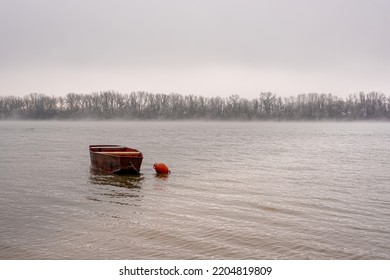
top-left (0, 91), bottom-right (389, 120)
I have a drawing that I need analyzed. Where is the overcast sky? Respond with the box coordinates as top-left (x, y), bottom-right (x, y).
top-left (0, 0), bottom-right (389, 98)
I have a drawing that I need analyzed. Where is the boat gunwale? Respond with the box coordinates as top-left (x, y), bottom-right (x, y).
top-left (89, 144), bottom-right (124, 149)
top-left (94, 151), bottom-right (141, 154)
top-left (89, 145), bottom-right (142, 156)
top-left (92, 151), bottom-right (142, 158)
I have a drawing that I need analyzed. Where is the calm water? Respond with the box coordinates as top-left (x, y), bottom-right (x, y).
top-left (0, 121), bottom-right (389, 259)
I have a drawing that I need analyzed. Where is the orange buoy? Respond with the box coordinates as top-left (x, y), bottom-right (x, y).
top-left (153, 163), bottom-right (170, 174)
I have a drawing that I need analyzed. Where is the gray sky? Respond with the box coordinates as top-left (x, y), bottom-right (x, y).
top-left (1, 0), bottom-right (389, 98)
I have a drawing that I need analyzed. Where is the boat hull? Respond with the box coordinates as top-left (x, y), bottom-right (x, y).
top-left (89, 145), bottom-right (143, 174)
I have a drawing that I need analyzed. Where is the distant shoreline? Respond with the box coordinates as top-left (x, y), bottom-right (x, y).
top-left (1, 91), bottom-right (389, 121)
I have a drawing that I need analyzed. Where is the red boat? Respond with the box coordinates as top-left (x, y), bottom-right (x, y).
top-left (89, 145), bottom-right (143, 174)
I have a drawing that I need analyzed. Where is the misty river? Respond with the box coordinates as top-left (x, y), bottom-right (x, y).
top-left (0, 121), bottom-right (389, 259)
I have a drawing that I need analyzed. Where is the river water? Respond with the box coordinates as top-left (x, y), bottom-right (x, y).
top-left (0, 121), bottom-right (389, 259)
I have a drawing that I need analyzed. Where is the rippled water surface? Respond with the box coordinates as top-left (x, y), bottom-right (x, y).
top-left (1, 121), bottom-right (389, 259)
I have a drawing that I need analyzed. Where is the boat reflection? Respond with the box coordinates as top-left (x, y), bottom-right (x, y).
top-left (89, 168), bottom-right (145, 188)
top-left (87, 168), bottom-right (145, 206)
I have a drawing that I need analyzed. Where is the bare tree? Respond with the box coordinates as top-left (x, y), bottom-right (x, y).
top-left (1, 91), bottom-right (389, 120)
